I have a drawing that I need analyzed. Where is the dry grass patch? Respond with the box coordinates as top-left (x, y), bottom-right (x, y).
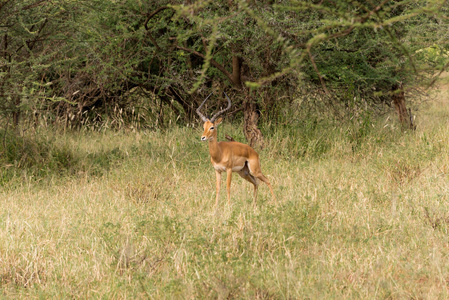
top-left (3, 84), bottom-right (449, 297)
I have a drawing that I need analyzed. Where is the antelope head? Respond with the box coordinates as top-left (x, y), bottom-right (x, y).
top-left (196, 92), bottom-right (231, 141)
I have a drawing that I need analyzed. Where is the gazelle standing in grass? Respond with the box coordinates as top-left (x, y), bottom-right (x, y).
top-left (197, 92), bottom-right (276, 207)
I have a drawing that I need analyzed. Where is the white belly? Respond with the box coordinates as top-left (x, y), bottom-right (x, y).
top-left (232, 165), bottom-right (244, 172)
top-left (213, 164), bottom-right (226, 172)
top-left (213, 164), bottom-right (244, 172)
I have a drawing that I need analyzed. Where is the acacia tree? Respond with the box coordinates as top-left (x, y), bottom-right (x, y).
top-left (0, 0), bottom-right (56, 127)
top-left (0, 0), bottom-right (107, 128)
top-left (252, 0), bottom-right (449, 128)
top-left (151, 0), bottom-right (448, 141)
top-left (1, 0), bottom-right (447, 135)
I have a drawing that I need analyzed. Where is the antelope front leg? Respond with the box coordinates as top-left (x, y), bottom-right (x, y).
top-left (215, 170), bottom-right (221, 207)
top-left (226, 169), bottom-right (232, 205)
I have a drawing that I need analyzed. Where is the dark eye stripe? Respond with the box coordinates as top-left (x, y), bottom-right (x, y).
top-left (210, 127), bottom-right (214, 130)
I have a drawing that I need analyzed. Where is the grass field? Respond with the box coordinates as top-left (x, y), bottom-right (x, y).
top-left (2, 82), bottom-right (449, 298)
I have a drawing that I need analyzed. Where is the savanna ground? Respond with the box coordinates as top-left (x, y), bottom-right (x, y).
top-left (2, 78), bottom-right (449, 299)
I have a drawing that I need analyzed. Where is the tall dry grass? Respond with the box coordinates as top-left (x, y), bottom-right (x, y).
top-left (1, 83), bottom-right (449, 298)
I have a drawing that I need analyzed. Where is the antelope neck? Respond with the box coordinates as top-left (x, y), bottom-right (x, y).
top-left (208, 135), bottom-right (222, 162)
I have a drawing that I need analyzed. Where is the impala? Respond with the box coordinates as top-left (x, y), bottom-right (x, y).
top-left (197, 92), bottom-right (276, 206)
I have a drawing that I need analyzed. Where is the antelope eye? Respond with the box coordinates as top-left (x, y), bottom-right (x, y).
top-left (210, 126), bottom-right (214, 130)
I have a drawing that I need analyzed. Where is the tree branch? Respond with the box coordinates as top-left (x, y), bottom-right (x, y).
top-left (23, 0), bottom-right (48, 10)
top-left (146, 32), bottom-right (161, 52)
top-left (0, 0), bottom-right (12, 14)
top-left (144, 6), bottom-right (175, 52)
top-left (176, 45), bottom-right (237, 86)
top-left (321, 0), bottom-right (390, 41)
top-left (144, 6), bottom-right (173, 31)
top-left (308, 49), bottom-right (329, 96)
top-left (27, 18), bottom-right (48, 50)
top-left (2, 33), bottom-right (7, 59)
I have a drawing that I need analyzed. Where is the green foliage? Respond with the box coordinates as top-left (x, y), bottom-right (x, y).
top-left (0, 0), bottom-right (448, 129)
top-left (0, 128), bottom-right (130, 185)
top-left (270, 1), bottom-right (447, 104)
top-left (415, 45), bottom-right (449, 70)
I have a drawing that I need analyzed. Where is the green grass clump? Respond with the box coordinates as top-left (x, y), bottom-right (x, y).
top-left (2, 87), bottom-right (449, 298)
top-left (0, 129), bottom-right (133, 186)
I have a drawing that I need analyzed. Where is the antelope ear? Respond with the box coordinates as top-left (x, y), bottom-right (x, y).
top-left (214, 118), bottom-right (223, 126)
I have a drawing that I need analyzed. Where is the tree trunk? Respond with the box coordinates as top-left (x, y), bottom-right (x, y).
top-left (392, 83), bottom-right (415, 130)
top-left (244, 100), bottom-right (264, 149)
top-left (231, 54), bottom-right (265, 148)
top-left (12, 96), bottom-right (20, 128)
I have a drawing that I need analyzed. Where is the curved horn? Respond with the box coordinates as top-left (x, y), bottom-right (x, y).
top-left (196, 93), bottom-right (212, 122)
top-left (210, 91), bottom-right (232, 122)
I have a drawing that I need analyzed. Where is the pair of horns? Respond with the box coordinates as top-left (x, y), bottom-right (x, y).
top-left (196, 92), bottom-right (231, 122)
